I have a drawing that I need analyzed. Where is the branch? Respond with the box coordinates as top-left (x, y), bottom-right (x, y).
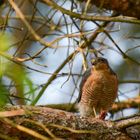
top-left (8, 0), bottom-right (58, 49)
top-left (41, 0), bottom-right (140, 24)
top-left (111, 96), bottom-right (140, 112)
top-left (0, 106), bottom-right (137, 140)
top-left (82, 0), bottom-right (140, 19)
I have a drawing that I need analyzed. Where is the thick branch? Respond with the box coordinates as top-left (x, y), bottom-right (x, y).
top-left (82, 0), bottom-right (140, 19)
top-left (0, 106), bottom-right (139, 140)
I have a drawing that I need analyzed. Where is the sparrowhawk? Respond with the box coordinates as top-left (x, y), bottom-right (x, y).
top-left (77, 57), bottom-right (118, 119)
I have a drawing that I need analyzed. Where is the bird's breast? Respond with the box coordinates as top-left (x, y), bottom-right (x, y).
top-left (81, 70), bottom-right (118, 108)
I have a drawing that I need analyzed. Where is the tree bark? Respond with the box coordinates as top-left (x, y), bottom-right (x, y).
top-left (0, 106), bottom-right (139, 140)
top-left (81, 0), bottom-right (140, 19)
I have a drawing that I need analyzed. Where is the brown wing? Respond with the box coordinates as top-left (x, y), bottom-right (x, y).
top-left (77, 69), bottom-right (91, 103)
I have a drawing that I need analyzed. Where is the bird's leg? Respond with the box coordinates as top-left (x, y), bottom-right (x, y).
top-left (93, 107), bottom-right (97, 117)
top-left (99, 111), bottom-right (107, 120)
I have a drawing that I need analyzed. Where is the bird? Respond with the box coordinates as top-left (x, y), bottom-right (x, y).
top-left (77, 57), bottom-right (118, 119)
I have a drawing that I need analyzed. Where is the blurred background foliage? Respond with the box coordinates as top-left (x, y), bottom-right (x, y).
top-left (0, 32), bottom-right (33, 106)
top-left (0, 0), bottom-right (139, 119)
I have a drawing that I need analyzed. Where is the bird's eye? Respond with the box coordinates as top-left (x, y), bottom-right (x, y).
top-left (100, 58), bottom-right (107, 62)
top-left (101, 59), bottom-right (105, 62)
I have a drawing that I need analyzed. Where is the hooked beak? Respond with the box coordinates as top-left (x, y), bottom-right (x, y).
top-left (91, 59), bottom-right (97, 65)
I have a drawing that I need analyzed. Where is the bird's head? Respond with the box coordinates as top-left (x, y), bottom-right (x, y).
top-left (91, 57), bottom-right (109, 70)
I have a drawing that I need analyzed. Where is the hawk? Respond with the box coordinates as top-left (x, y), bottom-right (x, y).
top-left (77, 57), bottom-right (118, 119)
